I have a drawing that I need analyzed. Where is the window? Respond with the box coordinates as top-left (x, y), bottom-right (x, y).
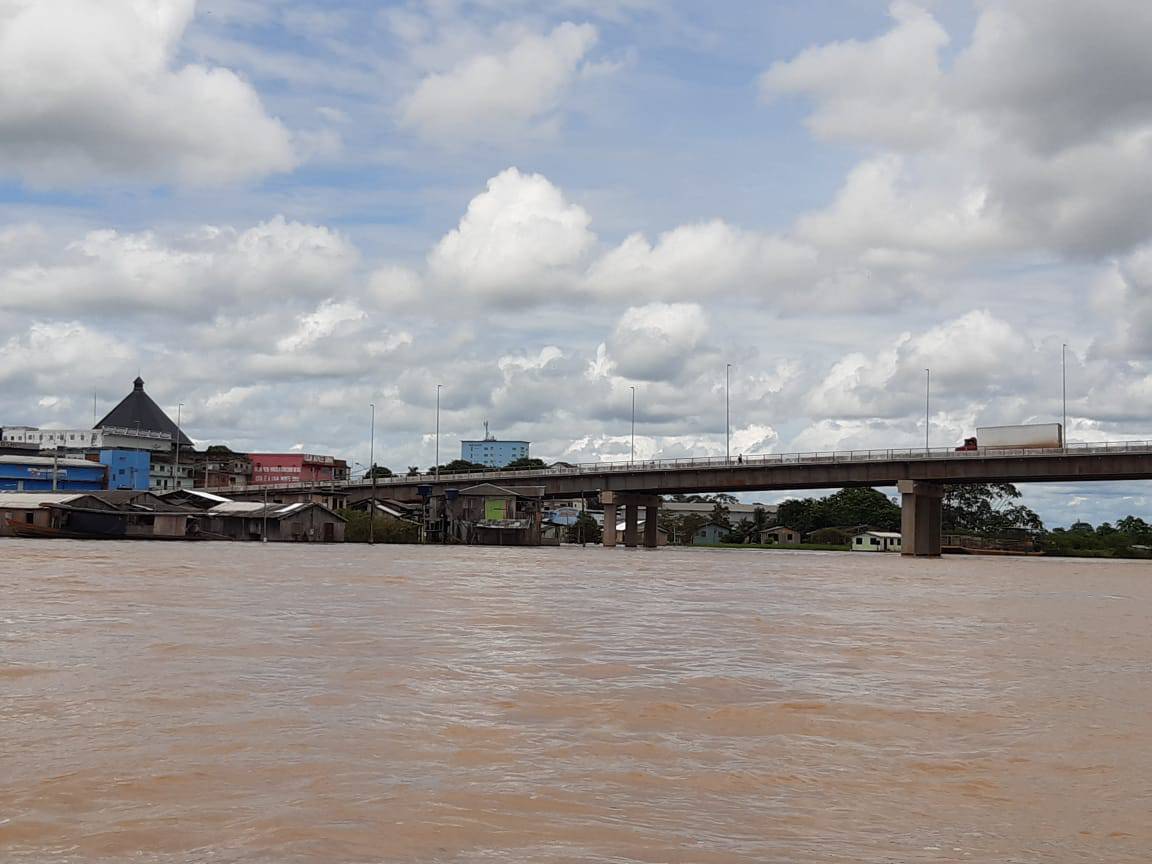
top-left (871, 538), bottom-right (880, 546)
top-left (855, 537), bottom-right (863, 545)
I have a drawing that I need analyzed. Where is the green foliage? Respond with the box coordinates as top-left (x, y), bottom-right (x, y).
top-left (437, 459), bottom-right (489, 474)
top-left (565, 511), bottom-right (602, 545)
top-left (777, 487), bottom-right (900, 534)
top-left (407, 466), bottom-right (420, 476)
top-left (666, 493), bottom-right (738, 504)
top-left (364, 464), bottom-right (393, 479)
top-left (1039, 516), bottom-right (1152, 558)
top-left (504, 457), bottom-right (548, 471)
top-left (942, 483), bottom-right (1042, 534)
top-left (344, 510), bottom-right (419, 544)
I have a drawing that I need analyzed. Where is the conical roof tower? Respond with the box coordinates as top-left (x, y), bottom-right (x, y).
top-left (94, 377), bottom-right (192, 447)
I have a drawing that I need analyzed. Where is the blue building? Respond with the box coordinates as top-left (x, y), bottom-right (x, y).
top-left (0, 455), bottom-right (107, 492)
top-left (100, 449), bottom-right (151, 491)
top-left (461, 438), bottom-right (530, 468)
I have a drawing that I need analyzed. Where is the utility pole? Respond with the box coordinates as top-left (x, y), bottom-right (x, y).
top-left (725, 364), bottom-right (732, 462)
top-left (369, 402), bottom-right (376, 546)
top-left (630, 385), bottom-right (636, 464)
top-left (262, 485), bottom-right (268, 543)
top-left (1062, 343), bottom-right (1068, 447)
top-left (924, 368), bottom-right (931, 453)
top-left (175, 402), bottom-right (183, 492)
top-left (435, 384), bottom-right (442, 479)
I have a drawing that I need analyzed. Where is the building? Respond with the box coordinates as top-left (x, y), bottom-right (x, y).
top-left (759, 526), bottom-right (801, 546)
top-left (148, 451), bottom-right (195, 492)
top-left (851, 531), bottom-right (902, 553)
top-left (205, 501), bottom-right (346, 542)
top-left (693, 522), bottom-right (731, 545)
top-left (438, 482), bottom-right (545, 545)
top-left (100, 449), bottom-right (151, 491)
top-left (249, 453), bottom-right (342, 486)
top-left (662, 501), bottom-right (778, 522)
top-left (460, 427), bottom-right (530, 468)
top-left (0, 425), bottom-right (171, 453)
top-left (94, 377), bottom-right (192, 450)
top-left (190, 447), bottom-right (253, 490)
top-left (0, 455), bottom-right (107, 492)
top-left (0, 492), bottom-right (82, 536)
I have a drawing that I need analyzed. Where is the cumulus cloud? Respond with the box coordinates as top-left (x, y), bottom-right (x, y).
top-left (0, 217), bottom-right (358, 315)
top-left (769, 0), bottom-right (1152, 258)
top-left (804, 311), bottom-right (1034, 420)
top-left (761, 1), bottom-right (952, 149)
top-left (400, 22), bottom-right (600, 145)
top-left (427, 167), bottom-right (595, 301)
top-left (0, 321), bottom-right (136, 391)
top-left (606, 302), bottom-right (711, 382)
top-left (0, 0), bottom-right (296, 186)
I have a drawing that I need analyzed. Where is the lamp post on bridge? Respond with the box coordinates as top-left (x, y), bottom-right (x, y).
top-left (175, 402), bottom-right (183, 492)
top-left (924, 368), bottom-right (930, 454)
top-left (1062, 343), bottom-right (1068, 447)
top-left (725, 363), bottom-right (732, 462)
top-left (435, 384), bottom-right (442, 479)
top-left (630, 385), bottom-right (636, 464)
top-left (369, 402), bottom-right (376, 546)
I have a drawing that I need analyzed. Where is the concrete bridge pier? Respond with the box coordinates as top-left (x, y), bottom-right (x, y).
top-left (899, 480), bottom-right (943, 557)
top-left (623, 502), bottom-right (639, 548)
top-left (602, 499), bottom-right (618, 548)
top-left (601, 492), bottom-right (660, 549)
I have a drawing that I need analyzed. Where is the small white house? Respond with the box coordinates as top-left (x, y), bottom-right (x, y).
top-left (851, 531), bottom-right (902, 553)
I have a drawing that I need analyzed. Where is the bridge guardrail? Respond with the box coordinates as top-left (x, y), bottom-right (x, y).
top-left (197, 439), bottom-right (1152, 494)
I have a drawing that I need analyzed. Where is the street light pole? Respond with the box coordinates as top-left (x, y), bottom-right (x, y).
top-left (175, 402), bottom-right (183, 492)
top-left (630, 385), bottom-right (636, 464)
top-left (924, 368), bottom-right (930, 453)
top-left (1062, 343), bottom-right (1068, 447)
top-left (725, 364), bottom-right (732, 462)
top-left (435, 384), bottom-right (442, 479)
top-left (369, 402), bottom-right (376, 546)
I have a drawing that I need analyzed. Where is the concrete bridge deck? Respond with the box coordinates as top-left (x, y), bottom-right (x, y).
top-left (202, 439), bottom-right (1152, 556)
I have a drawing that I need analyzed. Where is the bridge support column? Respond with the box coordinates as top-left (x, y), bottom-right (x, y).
top-left (623, 503), bottom-right (639, 548)
top-left (602, 494), bottom-right (618, 548)
top-left (644, 503), bottom-right (660, 549)
top-left (899, 480), bottom-right (943, 558)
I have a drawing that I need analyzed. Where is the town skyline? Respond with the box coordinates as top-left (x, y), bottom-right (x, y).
top-left (3, 2), bottom-right (1152, 526)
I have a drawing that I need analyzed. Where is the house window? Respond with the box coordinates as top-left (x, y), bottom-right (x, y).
top-left (855, 537), bottom-right (863, 545)
top-left (871, 538), bottom-right (880, 546)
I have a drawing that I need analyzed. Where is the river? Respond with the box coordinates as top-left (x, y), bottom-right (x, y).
top-left (2, 541), bottom-right (1150, 862)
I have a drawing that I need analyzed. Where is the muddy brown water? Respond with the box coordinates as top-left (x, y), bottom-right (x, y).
top-left (2, 541), bottom-right (1150, 863)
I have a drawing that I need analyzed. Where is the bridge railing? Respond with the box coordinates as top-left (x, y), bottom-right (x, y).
top-left (196, 438), bottom-right (1152, 493)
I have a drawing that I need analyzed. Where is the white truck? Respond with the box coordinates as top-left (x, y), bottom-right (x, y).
top-left (963, 423), bottom-right (1064, 450)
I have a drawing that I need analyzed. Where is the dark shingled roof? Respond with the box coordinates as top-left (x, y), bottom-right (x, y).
top-left (95, 377), bottom-right (192, 447)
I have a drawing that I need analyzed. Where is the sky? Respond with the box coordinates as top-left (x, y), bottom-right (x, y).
top-left (2, 0), bottom-right (1152, 527)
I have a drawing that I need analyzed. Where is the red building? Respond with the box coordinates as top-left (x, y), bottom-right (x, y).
top-left (249, 453), bottom-right (343, 486)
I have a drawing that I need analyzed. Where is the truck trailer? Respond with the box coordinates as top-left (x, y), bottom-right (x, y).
top-left (959, 423), bottom-right (1064, 451)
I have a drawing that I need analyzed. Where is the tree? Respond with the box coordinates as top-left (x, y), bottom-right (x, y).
top-left (679, 513), bottom-right (709, 545)
top-left (710, 502), bottom-right (732, 528)
top-left (504, 457), bottom-right (548, 471)
top-left (407, 466), bottom-right (420, 476)
top-left (566, 511), bottom-right (602, 545)
top-left (776, 487), bottom-right (899, 533)
top-left (943, 483), bottom-right (1042, 535)
top-left (364, 464), bottom-right (393, 479)
top-left (437, 459), bottom-right (489, 474)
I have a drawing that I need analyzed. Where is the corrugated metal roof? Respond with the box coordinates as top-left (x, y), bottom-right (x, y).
top-left (0, 455), bottom-right (103, 468)
top-left (210, 501), bottom-right (266, 514)
top-left (0, 492), bottom-right (81, 508)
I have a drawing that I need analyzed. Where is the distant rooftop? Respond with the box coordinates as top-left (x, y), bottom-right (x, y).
top-left (95, 377), bottom-right (191, 447)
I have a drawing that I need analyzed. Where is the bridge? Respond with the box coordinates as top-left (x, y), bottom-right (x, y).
top-left (213, 439), bottom-right (1152, 556)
